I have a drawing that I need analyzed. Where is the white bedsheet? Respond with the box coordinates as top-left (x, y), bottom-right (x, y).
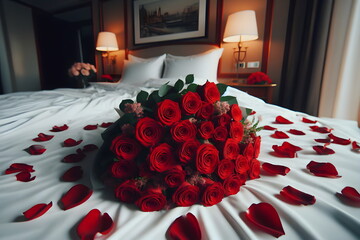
top-left (0, 84), bottom-right (359, 240)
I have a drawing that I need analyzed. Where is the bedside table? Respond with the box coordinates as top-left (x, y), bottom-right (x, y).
top-left (220, 80), bottom-right (277, 103)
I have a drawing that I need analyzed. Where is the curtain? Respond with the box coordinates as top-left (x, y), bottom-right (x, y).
top-left (318, 0), bottom-right (360, 123)
top-left (278, 0), bottom-right (333, 116)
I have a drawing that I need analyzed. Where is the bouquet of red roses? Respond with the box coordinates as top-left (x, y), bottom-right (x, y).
top-left (95, 75), bottom-right (262, 212)
top-left (247, 71), bottom-right (272, 85)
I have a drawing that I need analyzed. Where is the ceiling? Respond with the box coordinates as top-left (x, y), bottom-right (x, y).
top-left (17, 0), bottom-right (91, 13)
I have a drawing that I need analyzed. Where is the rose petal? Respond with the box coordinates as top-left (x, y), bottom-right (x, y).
top-left (60, 184), bottom-right (93, 210)
top-left (263, 125), bottom-right (277, 131)
top-left (314, 138), bottom-right (332, 143)
top-left (5, 163), bottom-right (34, 174)
top-left (352, 141), bottom-right (360, 152)
top-left (32, 133), bottom-right (54, 142)
top-left (168, 213), bottom-right (201, 240)
top-left (63, 138), bottom-right (83, 147)
top-left (313, 145), bottom-right (335, 155)
top-left (84, 124), bottom-right (98, 130)
top-left (306, 161), bottom-right (341, 178)
top-left (262, 162), bottom-right (290, 176)
top-left (328, 133), bottom-right (351, 145)
top-left (310, 125), bottom-right (332, 133)
top-left (280, 186), bottom-right (316, 205)
top-left (27, 145), bottom-right (46, 155)
top-left (50, 124), bottom-right (69, 132)
top-left (61, 166), bottom-right (83, 182)
top-left (341, 186), bottom-right (360, 202)
top-left (83, 144), bottom-right (98, 152)
top-left (302, 117), bottom-right (317, 123)
top-left (77, 209), bottom-right (113, 240)
top-left (16, 171), bottom-right (36, 182)
top-left (100, 122), bottom-right (113, 128)
top-left (288, 129), bottom-right (305, 135)
top-left (246, 202), bottom-right (285, 238)
top-left (23, 202), bottom-right (52, 220)
top-left (272, 142), bottom-right (302, 158)
top-left (62, 150), bottom-right (86, 163)
top-left (275, 116), bottom-right (293, 124)
top-left (271, 131), bottom-right (289, 139)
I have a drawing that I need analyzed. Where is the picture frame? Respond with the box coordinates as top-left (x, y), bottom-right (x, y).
top-left (130, 0), bottom-right (209, 46)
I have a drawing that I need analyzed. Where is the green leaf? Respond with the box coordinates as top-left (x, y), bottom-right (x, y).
top-left (187, 83), bottom-right (198, 92)
top-left (159, 84), bottom-right (172, 97)
top-left (220, 96), bottom-right (238, 105)
top-left (119, 99), bottom-right (134, 112)
top-left (136, 90), bottom-right (149, 103)
top-left (246, 108), bottom-right (253, 116)
top-left (185, 74), bottom-right (194, 84)
top-left (217, 83), bottom-right (228, 96)
top-left (174, 79), bottom-right (184, 92)
top-left (164, 92), bottom-right (181, 101)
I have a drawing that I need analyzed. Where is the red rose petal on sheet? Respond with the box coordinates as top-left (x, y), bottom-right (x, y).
top-left (84, 124), bottom-right (98, 130)
top-left (5, 163), bottom-right (34, 174)
top-left (246, 202), bottom-right (285, 238)
top-left (306, 161), bottom-right (340, 178)
top-left (275, 116), bottom-right (293, 124)
top-left (302, 117), bottom-right (317, 124)
top-left (310, 125), bottom-right (332, 133)
top-left (272, 141), bottom-right (302, 158)
top-left (341, 187), bottom-right (360, 202)
top-left (77, 209), bottom-right (114, 240)
top-left (280, 186), bottom-right (316, 205)
top-left (313, 145), bottom-right (335, 155)
top-left (60, 184), bottom-right (93, 210)
top-left (168, 213), bottom-right (201, 240)
top-left (271, 131), bottom-right (289, 139)
top-left (61, 166), bottom-right (83, 182)
top-left (263, 125), bottom-right (277, 131)
top-left (100, 122), bottom-right (113, 128)
top-left (32, 133), bottom-right (54, 142)
top-left (50, 124), bottom-right (69, 132)
top-left (63, 138), bottom-right (83, 147)
top-left (82, 144), bottom-right (98, 152)
top-left (16, 171), bottom-right (36, 182)
top-left (27, 145), bottom-right (46, 155)
top-left (314, 138), bottom-right (332, 143)
top-left (262, 162), bottom-right (290, 176)
top-left (328, 133), bottom-right (351, 145)
top-left (23, 202), bottom-right (52, 220)
top-left (352, 141), bottom-right (360, 152)
top-left (288, 129), bottom-right (305, 135)
top-left (63, 149), bottom-right (86, 163)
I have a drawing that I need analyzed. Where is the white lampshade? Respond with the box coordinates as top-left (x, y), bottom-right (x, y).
top-left (223, 10), bottom-right (258, 43)
top-left (96, 32), bottom-right (119, 51)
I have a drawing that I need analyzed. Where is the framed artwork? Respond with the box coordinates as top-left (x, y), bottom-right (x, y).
top-left (132, 0), bottom-right (207, 45)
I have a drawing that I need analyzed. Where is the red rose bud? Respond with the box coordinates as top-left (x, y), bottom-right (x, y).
top-left (110, 135), bottom-right (141, 161)
top-left (229, 104), bottom-right (243, 121)
top-left (180, 91), bottom-right (202, 115)
top-left (199, 81), bottom-right (220, 104)
top-left (157, 99), bottom-right (181, 126)
top-left (135, 117), bottom-right (164, 147)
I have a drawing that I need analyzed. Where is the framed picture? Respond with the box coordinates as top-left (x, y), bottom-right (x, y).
top-left (132, 0), bottom-right (207, 45)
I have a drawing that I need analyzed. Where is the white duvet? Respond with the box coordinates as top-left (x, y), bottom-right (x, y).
top-left (0, 83), bottom-right (359, 240)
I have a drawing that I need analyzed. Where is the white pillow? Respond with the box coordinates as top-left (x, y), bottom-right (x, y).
top-left (163, 48), bottom-right (223, 83)
top-left (128, 53), bottom-right (166, 63)
top-left (120, 54), bottom-right (165, 85)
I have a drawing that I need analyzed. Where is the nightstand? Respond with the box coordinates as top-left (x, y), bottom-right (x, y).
top-left (220, 79), bottom-right (277, 103)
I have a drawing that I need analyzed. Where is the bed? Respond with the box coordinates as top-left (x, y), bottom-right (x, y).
top-left (0, 48), bottom-right (359, 240)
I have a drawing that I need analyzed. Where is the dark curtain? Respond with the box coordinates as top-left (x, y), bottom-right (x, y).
top-left (278, 0), bottom-right (334, 116)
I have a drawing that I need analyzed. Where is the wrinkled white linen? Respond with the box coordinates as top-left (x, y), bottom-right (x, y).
top-left (0, 83), bottom-right (359, 240)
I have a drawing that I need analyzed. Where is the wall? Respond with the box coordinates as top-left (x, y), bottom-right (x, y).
top-left (1, 0), bottom-right (40, 92)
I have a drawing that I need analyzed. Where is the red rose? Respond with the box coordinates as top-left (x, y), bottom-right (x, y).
top-left (170, 120), bottom-right (197, 142)
top-left (196, 101), bottom-right (214, 120)
top-left (235, 155), bottom-right (249, 174)
top-left (199, 81), bottom-right (220, 103)
top-left (157, 99), bottom-right (181, 126)
top-left (229, 104), bottom-right (242, 121)
top-left (222, 138), bottom-right (240, 160)
top-left (217, 159), bottom-right (235, 180)
top-left (247, 71), bottom-right (272, 84)
top-left (110, 135), bottom-right (141, 161)
top-left (201, 181), bottom-right (225, 206)
top-left (135, 191), bottom-right (167, 212)
top-left (172, 182), bottom-right (200, 206)
top-left (248, 159), bottom-right (260, 179)
top-left (110, 160), bottom-right (138, 179)
top-left (229, 121), bottom-right (244, 142)
top-left (223, 174), bottom-right (243, 196)
top-left (253, 136), bottom-right (261, 158)
top-left (180, 91), bottom-right (202, 115)
top-left (214, 114), bottom-right (231, 127)
top-left (243, 143), bottom-right (255, 160)
top-left (213, 126), bottom-right (228, 142)
top-left (196, 144), bottom-right (219, 174)
top-left (198, 121), bottom-right (214, 140)
top-left (164, 166), bottom-right (186, 188)
top-left (135, 117), bottom-right (164, 147)
top-left (178, 139), bottom-right (201, 164)
top-left (148, 143), bottom-right (175, 172)
top-left (115, 180), bottom-right (141, 203)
